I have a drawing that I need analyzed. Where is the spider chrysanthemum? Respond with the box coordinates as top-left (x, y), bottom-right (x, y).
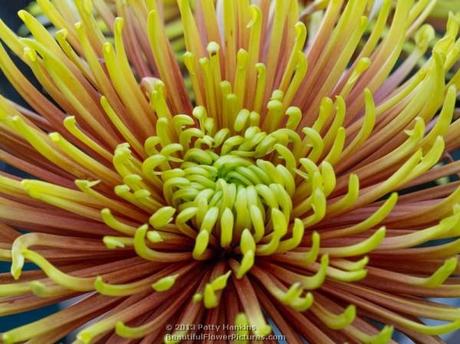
top-left (0, 0), bottom-right (460, 343)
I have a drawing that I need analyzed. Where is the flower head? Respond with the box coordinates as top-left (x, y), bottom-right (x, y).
top-left (0, 0), bottom-right (459, 343)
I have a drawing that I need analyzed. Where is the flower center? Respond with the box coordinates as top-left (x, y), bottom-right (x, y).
top-left (108, 85), bottom-right (331, 278)
top-left (165, 130), bottom-right (295, 247)
top-left (156, 108), bottom-right (301, 267)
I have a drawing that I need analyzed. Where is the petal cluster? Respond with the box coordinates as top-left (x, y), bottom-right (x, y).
top-left (0, 0), bottom-right (459, 343)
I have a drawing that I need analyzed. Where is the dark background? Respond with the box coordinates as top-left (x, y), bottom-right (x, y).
top-left (0, 0), bottom-right (31, 99)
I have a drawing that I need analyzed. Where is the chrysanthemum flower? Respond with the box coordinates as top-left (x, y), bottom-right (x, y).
top-left (0, 0), bottom-right (460, 343)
